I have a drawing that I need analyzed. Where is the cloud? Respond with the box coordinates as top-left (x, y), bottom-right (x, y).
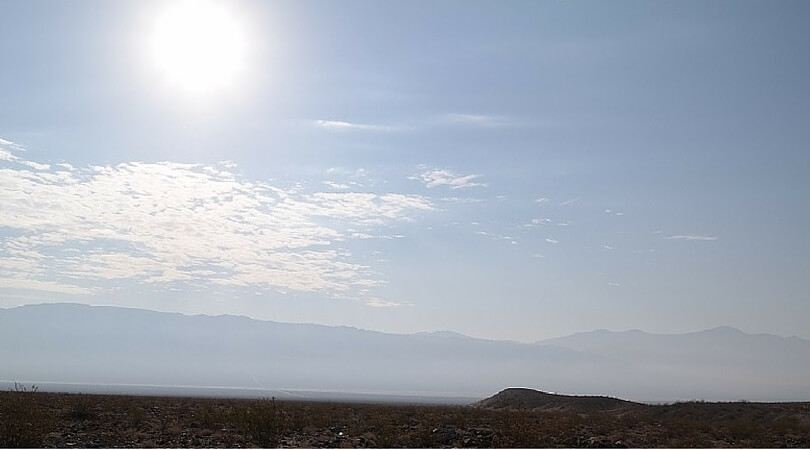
top-left (473, 230), bottom-right (518, 246)
top-left (0, 138), bottom-right (23, 153)
top-left (522, 218), bottom-right (552, 228)
top-left (313, 120), bottom-right (400, 132)
top-left (410, 167), bottom-right (487, 190)
top-left (322, 180), bottom-right (350, 190)
top-left (304, 192), bottom-right (434, 225)
top-left (0, 139), bottom-right (435, 297)
top-left (535, 197), bottom-right (550, 204)
top-left (665, 235), bottom-right (718, 241)
top-left (0, 278), bottom-right (98, 295)
top-left (323, 167), bottom-right (372, 188)
top-left (440, 196), bottom-right (485, 204)
top-left (560, 197), bottom-right (580, 206)
top-left (545, 238), bottom-right (559, 244)
top-left (0, 138), bottom-right (49, 169)
top-left (364, 298), bottom-right (405, 308)
top-left (19, 160), bottom-right (51, 170)
top-left (442, 113), bottom-right (518, 128)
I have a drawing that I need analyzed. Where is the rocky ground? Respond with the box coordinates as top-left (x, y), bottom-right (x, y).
top-left (1, 390), bottom-right (809, 448)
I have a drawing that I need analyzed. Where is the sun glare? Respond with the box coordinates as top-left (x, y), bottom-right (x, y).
top-left (151, 0), bottom-right (247, 97)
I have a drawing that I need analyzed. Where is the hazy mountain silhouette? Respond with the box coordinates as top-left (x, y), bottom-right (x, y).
top-left (2, 304), bottom-right (809, 402)
top-left (414, 330), bottom-right (475, 339)
top-left (0, 303), bottom-right (594, 399)
top-left (537, 327), bottom-right (810, 402)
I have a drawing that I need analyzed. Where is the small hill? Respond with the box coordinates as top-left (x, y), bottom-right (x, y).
top-left (478, 388), bottom-right (640, 412)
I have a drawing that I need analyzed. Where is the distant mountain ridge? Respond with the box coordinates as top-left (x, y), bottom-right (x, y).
top-left (414, 330), bottom-right (475, 339)
top-left (2, 303), bottom-right (810, 402)
top-left (0, 303), bottom-right (593, 399)
top-left (537, 326), bottom-right (810, 367)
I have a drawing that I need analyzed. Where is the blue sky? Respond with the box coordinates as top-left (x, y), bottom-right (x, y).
top-left (1, 0), bottom-right (809, 342)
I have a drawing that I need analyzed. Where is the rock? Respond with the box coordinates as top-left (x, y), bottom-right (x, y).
top-left (587, 436), bottom-right (610, 447)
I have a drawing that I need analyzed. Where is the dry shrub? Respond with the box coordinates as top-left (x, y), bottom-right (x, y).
top-left (230, 397), bottom-right (284, 447)
top-left (0, 390), bottom-right (56, 448)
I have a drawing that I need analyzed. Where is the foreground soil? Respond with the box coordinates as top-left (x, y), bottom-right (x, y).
top-left (1, 391), bottom-right (809, 448)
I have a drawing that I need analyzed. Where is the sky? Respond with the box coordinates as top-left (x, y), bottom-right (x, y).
top-left (1, 0), bottom-right (809, 343)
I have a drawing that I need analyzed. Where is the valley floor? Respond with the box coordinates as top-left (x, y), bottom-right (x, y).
top-left (1, 391), bottom-right (809, 448)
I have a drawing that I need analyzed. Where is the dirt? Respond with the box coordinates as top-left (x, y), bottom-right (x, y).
top-left (1, 391), bottom-right (809, 448)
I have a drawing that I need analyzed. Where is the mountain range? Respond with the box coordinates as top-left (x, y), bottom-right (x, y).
top-left (2, 303), bottom-right (809, 402)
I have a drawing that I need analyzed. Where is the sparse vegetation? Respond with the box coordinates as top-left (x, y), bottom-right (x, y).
top-left (0, 390), bottom-right (809, 448)
top-left (230, 397), bottom-right (283, 447)
top-left (0, 385), bottom-right (55, 448)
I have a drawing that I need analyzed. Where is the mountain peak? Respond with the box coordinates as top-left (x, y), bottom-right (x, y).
top-left (415, 330), bottom-right (472, 339)
top-left (703, 326), bottom-right (746, 335)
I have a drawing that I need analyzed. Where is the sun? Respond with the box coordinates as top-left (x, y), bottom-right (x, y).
top-left (150, 0), bottom-right (248, 97)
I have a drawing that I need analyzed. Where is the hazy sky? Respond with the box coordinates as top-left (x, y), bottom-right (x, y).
top-left (1, 0), bottom-right (809, 342)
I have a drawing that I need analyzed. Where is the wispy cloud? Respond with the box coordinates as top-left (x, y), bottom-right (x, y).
top-left (535, 197), bottom-right (550, 204)
top-left (19, 160), bottom-right (51, 170)
top-left (364, 298), bottom-right (407, 308)
top-left (326, 167), bottom-right (369, 178)
top-left (313, 119), bottom-right (400, 132)
top-left (545, 238), bottom-right (559, 244)
top-left (304, 192), bottom-right (434, 225)
top-left (323, 167), bottom-right (371, 188)
top-left (0, 139), bottom-right (435, 297)
top-left (522, 218), bottom-right (552, 228)
top-left (322, 180), bottom-right (351, 190)
top-left (474, 230), bottom-right (518, 245)
top-left (0, 278), bottom-right (98, 295)
top-left (560, 197), bottom-right (580, 206)
top-left (665, 235), bottom-right (718, 241)
top-left (0, 148), bottom-right (16, 161)
top-left (0, 139), bottom-right (50, 170)
top-left (410, 167), bottom-right (487, 190)
top-left (442, 113), bottom-right (518, 128)
top-left (439, 197), bottom-right (485, 204)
